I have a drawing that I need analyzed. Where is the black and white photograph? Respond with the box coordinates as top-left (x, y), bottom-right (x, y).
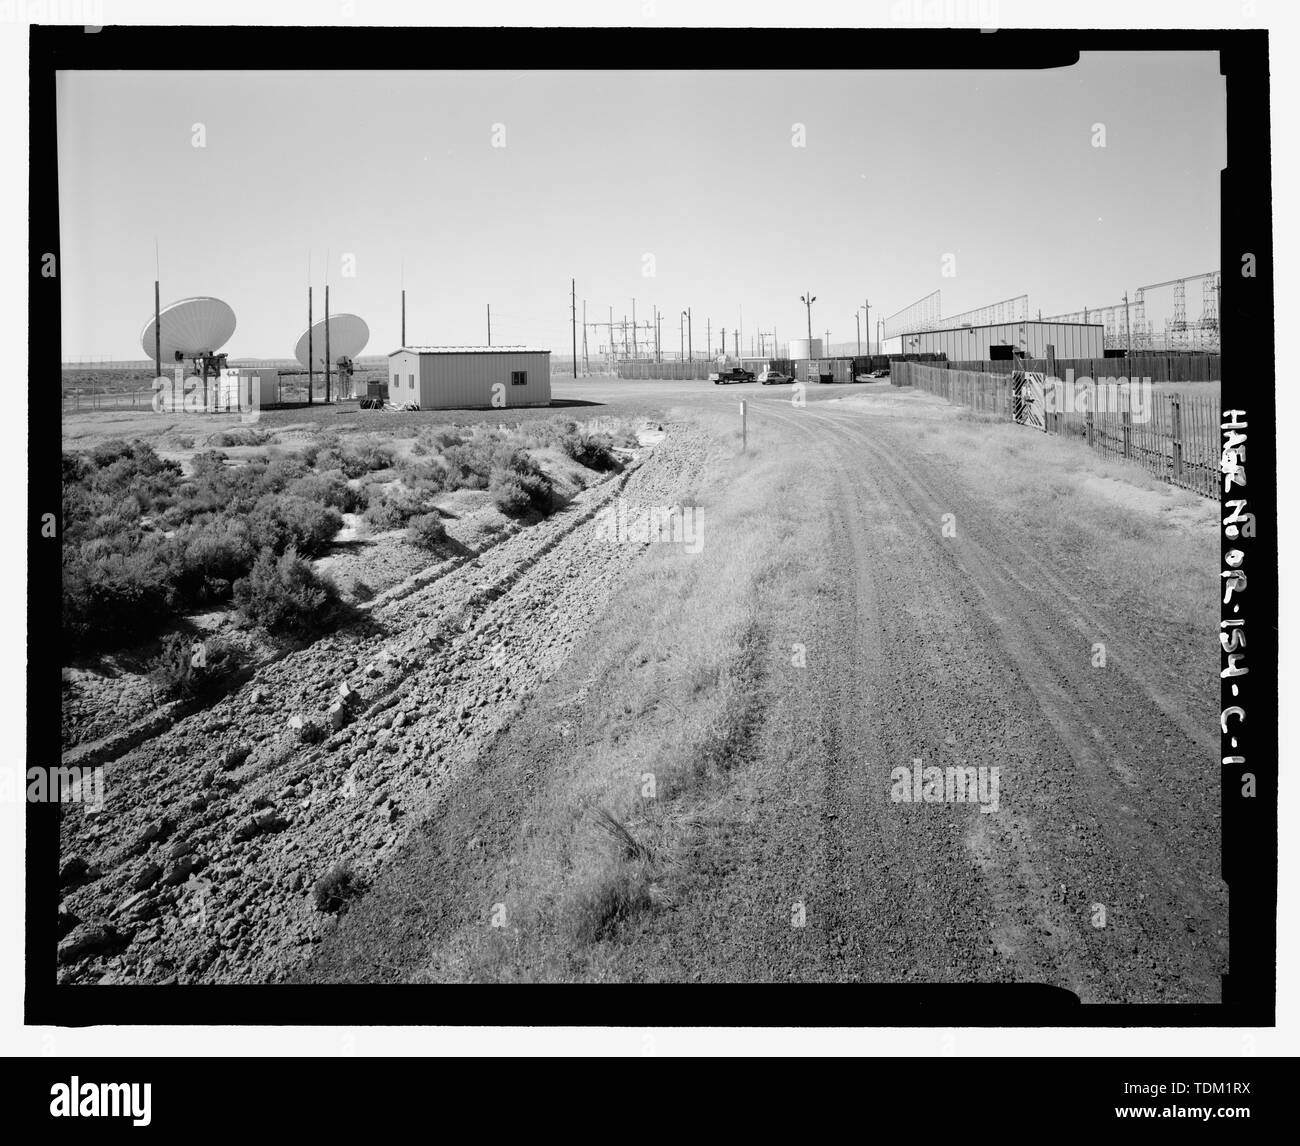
top-left (4, 0), bottom-right (1295, 1113)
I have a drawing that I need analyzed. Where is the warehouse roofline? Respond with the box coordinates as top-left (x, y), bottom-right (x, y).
top-left (389, 345), bottom-right (551, 355)
top-left (921, 319), bottom-right (1104, 334)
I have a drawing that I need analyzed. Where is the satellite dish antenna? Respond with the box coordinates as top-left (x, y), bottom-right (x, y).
top-left (295, 313), bottom-right (369, 400)
top-left (294, 313), bottom-right (369, 370)
top-left (141, 296), bottom-right (237, 410)
top-left (140, 296), bottom-right (236, 363)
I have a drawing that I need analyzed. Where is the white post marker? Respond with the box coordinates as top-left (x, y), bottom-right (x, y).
top-left (740, 400), bottom-right (747, 453)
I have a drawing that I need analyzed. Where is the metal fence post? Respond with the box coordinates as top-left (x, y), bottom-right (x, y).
top-left (1171, 395), bottom-right (1183, 483)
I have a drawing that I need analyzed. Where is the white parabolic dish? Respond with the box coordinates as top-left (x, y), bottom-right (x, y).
top-left (294, 313), bottom-right (370, 369)
top-left (140, 297), bottom-right (237, 362)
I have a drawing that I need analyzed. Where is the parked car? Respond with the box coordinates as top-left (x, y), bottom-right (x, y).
top-left (709, 366), bottom-right (755, 385)
top-left (758, 369), bottom-right (792, 386)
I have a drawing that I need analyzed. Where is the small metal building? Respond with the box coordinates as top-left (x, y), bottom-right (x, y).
top-left (387, 346), bottom-right (552, 409)
top-left (882, 321), bottom-right (1104, 361)
top-left (216, 367), bottom-right (278, 413)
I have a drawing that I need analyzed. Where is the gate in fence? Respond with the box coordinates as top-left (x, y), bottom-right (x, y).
top-left (1011, 371), bottom-right (1046, 430)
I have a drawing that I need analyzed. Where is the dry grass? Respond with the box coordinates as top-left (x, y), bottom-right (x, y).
top-left (438, 410), bottom-right (805, 977)
top-left (912, 411), bottom-right (1217, 631)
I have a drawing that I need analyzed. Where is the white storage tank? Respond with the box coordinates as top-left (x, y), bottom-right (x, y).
top-left (789, 337), bottom-right (823, 360)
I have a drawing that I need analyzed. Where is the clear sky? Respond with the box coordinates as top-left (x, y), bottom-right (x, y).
top-left (56, 52), bottom-right (1225, 360)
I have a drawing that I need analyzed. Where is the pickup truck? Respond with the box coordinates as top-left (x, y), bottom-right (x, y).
top-left (709, 366), bottom-right (755, 385)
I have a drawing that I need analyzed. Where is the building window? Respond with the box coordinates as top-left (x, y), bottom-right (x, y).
top-left (409, 374), bottom-right (415, 389)
top-left (511, 370), bottom-right (527, 386)
top-left (392, 375), bottom-right (400, 388)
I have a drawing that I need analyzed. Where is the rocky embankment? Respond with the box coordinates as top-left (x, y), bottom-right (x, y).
top-left (56, 424), bottom-right (711, 983)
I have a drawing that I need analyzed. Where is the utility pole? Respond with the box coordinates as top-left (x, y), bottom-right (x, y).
top-left (324, 283), bottom-right (331, 403)
top-left (401, 288), bottom-right (406, 347)
top-left (308, 284), bottom-right (313, 404)
top-left (734, 329), bottom-right (739, 357)
top-left (571, 278), bottom-right (577, 379)
top-left (685, 307), bottom-right (692, 362)
top-left (824, 329), bottom-right (831, 355)
top-left (721, 327), bottom-right (726, 361)
top-left (153, 239), bottom-right (162, 381)
top-left (153, 279), bottom-right (161, 379)
top-left (582, 300), bottom-right (588, 372)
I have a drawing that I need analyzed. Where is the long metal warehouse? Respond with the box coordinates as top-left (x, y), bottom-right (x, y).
top-left (387, 346), bottom-right (552, 409)
top-left (883, 320), bottom-right (1104, 361)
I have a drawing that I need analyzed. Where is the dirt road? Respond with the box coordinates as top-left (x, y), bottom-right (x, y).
top-left (304, 385), bottom-right (1225, 1000)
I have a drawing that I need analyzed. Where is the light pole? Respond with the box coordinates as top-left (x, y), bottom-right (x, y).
top-left (801, 292), bottom-right (816, 347)
top-left (682, 308), bottom-right (692, 362)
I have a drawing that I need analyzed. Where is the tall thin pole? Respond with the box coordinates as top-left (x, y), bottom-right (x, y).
top-left (856, 313), bottom-right (861, 357)
top-left (324, 283), bottom-right (331, 403)
top-left (631, 299), bottom-right (637, 358)
top-left (571, 278), bottom-right (577, 379)
top-left (487, 303), bottom-right (492, 347)
top-left (582, 300), bottom-right (588, 371)
top-left (686, 307), bottom-right (692, 362)
top-left (153, 279), bottom-right (161, 378)
top-left (308, 285), bottom-right (314, 405)
top-left (1123, 291), bottom-right (1132, 357)
top-left (401, 289), bottom-right (406, 347)
top-left (863, 299), bottom-right (870, 353)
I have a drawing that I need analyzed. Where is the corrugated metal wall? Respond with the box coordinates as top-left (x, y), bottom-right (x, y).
top-left (906, 322), bottom-right (1104, 360)
top-left (421, 352), bottom-right (552, 408)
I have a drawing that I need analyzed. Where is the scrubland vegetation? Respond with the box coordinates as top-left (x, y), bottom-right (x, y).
top-left (62, 419), bottom-right (630, 659)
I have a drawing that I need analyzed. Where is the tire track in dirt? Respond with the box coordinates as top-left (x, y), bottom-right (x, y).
top-left (750, 398), bottom-right (1225, 1002)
